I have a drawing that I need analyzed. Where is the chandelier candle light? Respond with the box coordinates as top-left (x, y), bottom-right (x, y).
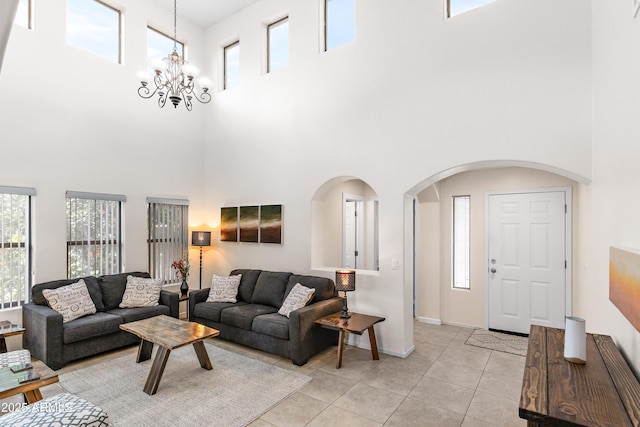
top-left (137, 0), bottom-right (211, 110)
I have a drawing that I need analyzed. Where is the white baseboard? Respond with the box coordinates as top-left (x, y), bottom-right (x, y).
top-left (416, 316), bottom-right (442, 325)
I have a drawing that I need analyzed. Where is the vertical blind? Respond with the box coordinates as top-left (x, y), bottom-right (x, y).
top-left (66, 191), bottom-right (125, 278)
top-left (0, 186), bottom-right (35, 308)
top-left (147, 198), bottom-right (189, 284)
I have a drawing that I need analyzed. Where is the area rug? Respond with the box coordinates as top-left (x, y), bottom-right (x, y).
top-left (59, 343), bottom-right (310, 427)
top-left (465, 329), bottom-right (529, 356)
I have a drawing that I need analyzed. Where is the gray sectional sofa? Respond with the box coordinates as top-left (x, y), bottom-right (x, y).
top-left (189, 269), bottom-right (343, 365)
top-left (22, 272), bottom-right (179, 370)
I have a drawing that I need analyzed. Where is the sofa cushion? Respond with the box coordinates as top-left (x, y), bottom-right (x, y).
top-left (32, 276), bottom-right (104, 312)
top-left (42, 280), bottom-right (97, 323)
top-left (207, 274), bottom-right (242, 303)
top-left (107, 305), bottom-right (170, 323)
top-left (278, 283), bottom-right (315, 318)
top-left (119, 276), bottom-right (163, 308)
top-left (100, 272), bottom-right (151, 311)
top-left (251, 271), bottom-right (291, 308)
top-left (230, 269), bottom-right (262, 303)
top-left (221, 304), bottom-right (278, 331)
top-left (194, 301), bottom-right (248, 322)
top-left (285, 275), bottom-right (336, 303)
top-left (63, 312), bottom-right (123, 344)
top-left (252, 313), bottom-right (290, 340)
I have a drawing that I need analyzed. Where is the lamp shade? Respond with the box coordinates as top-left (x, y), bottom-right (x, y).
top-left (191, 231), bottom-right (211, 247)
top-left (335, 270), bottom-right (356, 292)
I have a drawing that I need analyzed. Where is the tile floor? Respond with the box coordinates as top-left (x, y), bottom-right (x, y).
top-left (7, 321), bottom-right (527, 426)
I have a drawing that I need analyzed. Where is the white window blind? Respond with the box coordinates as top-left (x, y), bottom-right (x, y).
top-left (147, 198), bottom-right (189, 284)
top-left (0, 186), bottom-right (35, 308)
top-left (66, 191), bottom-right (124, 278)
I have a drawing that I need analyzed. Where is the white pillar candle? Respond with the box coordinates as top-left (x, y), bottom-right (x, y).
top-left (564, 316), bottom-right (587, 364)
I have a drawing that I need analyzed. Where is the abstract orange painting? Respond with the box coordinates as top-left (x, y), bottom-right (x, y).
top-left (610, 246), bottom-right (640, 332)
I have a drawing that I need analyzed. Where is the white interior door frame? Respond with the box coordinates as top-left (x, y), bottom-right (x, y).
top-left (483, 186), bottom-right (573, 330)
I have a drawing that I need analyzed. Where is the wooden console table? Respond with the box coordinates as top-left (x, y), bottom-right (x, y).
top-left (519, 325), bottom-right (640, 426)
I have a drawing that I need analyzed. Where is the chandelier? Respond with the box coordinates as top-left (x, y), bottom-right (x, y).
top-left (137, 0), bottom-right (211, 110)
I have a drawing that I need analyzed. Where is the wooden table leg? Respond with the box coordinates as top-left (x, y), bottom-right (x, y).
top-left (23, 388), bottom-right (43, 404)
top-left (336, 330), bottom-right (346, 369)
top-left (193, 341), bottom-right (212, 370)
top-left (143, 346), bottom-right (171, 395)
top-left (368, 326), bottom-right (380, 360)
top-left (0, 337), bottom-right (7, 354)
top-left (136, 339), bottom-right (153, 363)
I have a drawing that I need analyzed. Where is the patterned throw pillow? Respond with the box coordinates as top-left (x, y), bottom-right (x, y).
top-left (278, 283), bottom-right (315, 318)
top-left (42, 279), bottom-right (97, 323)
top-left (119, 276), bottom-right (163, 308)
top-left (206, 274), bottom-right (242, 303)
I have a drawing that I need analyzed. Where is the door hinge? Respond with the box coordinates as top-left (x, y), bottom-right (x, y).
top-left (565, 204), bottom-right (567, 213)
top-left (354, 250), bottom-right (359, 257)
top-left (565, 260), bottom-right (567, 269)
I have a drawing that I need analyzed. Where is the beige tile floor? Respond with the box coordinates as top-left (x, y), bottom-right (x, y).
top-left (3, 321), bottom-right (527, 426)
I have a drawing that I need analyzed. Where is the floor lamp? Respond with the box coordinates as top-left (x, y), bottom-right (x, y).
top-left (191, 231), bottom-right (211, 289)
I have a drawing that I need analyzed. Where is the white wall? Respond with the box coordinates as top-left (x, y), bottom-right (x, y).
top-left (0, 0), bottom-right (208, 324)
top-left (585, 0), bottom-right (640, 374)
top-left (203, 0), bottom-right (592, 357)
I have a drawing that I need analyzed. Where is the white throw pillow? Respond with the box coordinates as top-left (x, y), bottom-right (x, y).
top-left (119, 276), bottom-right (163, 308)
top-left (278, 283), bottom-right (315, 318)
top-left (206, 274), bottom-right (242, 303)
top-left (42, 279), bottom-right (97, 323)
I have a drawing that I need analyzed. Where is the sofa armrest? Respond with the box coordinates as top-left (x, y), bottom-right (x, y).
top-left (289, 297), bottom-right (343, 365)
top-left (188, 288), bottom-right (210, 320)
top-left (22, 303), bottom-right (65, 370)
top-left (159, 290), bottom-right (179, 318)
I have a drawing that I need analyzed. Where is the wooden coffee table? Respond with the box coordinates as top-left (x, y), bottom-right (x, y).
top-left (0, 321), bottom-right (26, 354)
top-left (120, 315), bottom-right (219, 395)
top-left (0, 360), bottom-right (58, 403)
top-left (315, 311), bottom-right (385, 369)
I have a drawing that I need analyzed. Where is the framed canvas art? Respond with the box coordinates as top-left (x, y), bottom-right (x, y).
top-left (610, 246), bottom-right (640, 332)
top-left (239, 206), bottom-right (259, 243)
top-left (220, 207), bottom-right (238, 242)
top-left (260, 204), bottom-right (282, 244)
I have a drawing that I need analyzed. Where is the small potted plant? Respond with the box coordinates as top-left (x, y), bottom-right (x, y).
top-left (171, 258), bottom-right (190, 296)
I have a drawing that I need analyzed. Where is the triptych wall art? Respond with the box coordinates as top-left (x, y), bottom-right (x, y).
top-left (220, 205), bottom-right (283, 244)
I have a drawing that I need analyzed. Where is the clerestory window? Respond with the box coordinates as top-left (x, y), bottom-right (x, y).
top-left (66, 0), bottom-right (121, 63)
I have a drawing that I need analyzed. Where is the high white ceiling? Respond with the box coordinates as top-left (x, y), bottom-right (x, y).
top-left (152, 0), bottom-right (259, 29)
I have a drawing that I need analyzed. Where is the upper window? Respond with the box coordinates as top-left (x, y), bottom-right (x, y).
top-left (0, 186), bottom-right (34, 308)
top-left (14, 0), bottom-right (31, 29)
top-left (325, 0), bottom-right (355, 51)
top-left (268, 17), bottom-right (289, 73)
top-left (448, 0), bottom-right (497, 17)
top-left (66, 192), bottom-right (124, 278)
top-left (452, 195), bottom-right (470, 289)
top-left (147, 26), bottom-right (184, 73)
top-left (147, 199), bottom-right (189, 284)
top-left (66, 0), bottom-right (121, 63)
top-left (224, 41), bottom-right (240, 89)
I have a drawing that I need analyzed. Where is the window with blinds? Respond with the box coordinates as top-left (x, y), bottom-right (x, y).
top-left (66, 192), bottom-right (124, 278)
top-left (0, 186), bottom-right (34, 308)
top-left (147, 198), bottom-right (189, 284)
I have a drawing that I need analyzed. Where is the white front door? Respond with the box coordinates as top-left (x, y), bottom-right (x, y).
top-left (487, 190), bottom-right (568, 334)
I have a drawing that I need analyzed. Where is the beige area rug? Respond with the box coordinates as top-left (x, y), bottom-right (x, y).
top-left (465, 329), bottom-right (529, 356)
top-left (59, 342), bottom-right (310, 427)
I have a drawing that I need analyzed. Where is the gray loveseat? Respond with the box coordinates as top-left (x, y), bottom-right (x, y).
top-left (189, 269), bottom-right (343, 365)
top-left (23, 272), bottom-right (179, 370)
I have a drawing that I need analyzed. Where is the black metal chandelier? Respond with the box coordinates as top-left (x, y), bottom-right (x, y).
top-left (137, 0), bottom-right (211, 110)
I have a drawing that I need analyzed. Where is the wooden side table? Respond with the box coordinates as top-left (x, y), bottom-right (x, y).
top-left (315, 311), bottom-right (385, 369)
top-left (0, 321), bottom-right (25, 354)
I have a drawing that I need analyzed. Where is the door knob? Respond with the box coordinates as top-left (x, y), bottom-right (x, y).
top-left (490, 268), bottom-right (497, 273)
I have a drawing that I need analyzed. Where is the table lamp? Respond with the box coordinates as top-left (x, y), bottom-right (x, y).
top-left (192, 231), bottom-right (211, 289)
top-left (335, 270), bottom-right (356, 319)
